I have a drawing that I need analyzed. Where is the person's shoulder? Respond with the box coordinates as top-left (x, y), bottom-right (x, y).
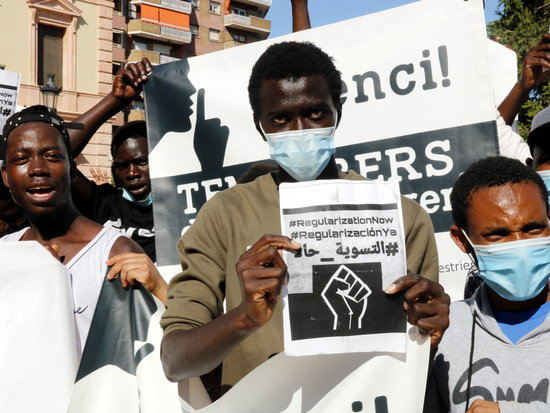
top-left (435, 298), bottom-right (474, 353)
top-left (447, 298), bottom-right (475, 332)
top-left (208, 172), bottom-right (276, 205)
top-left (95, 183), bottom-right (122, 197)
top-left (0, 227), bottom-right (29, 242)
top-left (344, 170), bottom-right (366, 181)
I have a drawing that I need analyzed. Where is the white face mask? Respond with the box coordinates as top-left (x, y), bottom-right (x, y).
top-left (261, 121), bottom-right (337, 182)
top-left (462, 229), bottom-right (550, 301)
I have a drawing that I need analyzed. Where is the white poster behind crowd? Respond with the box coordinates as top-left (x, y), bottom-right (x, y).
top-left (145, 0), bottom-right (501, 301)
top-left (0, 70), bottom-right (21, 133)
top-left (280, 180), bottom-right (407, 355)
top-left (0, 242), bottom-right (77, 413)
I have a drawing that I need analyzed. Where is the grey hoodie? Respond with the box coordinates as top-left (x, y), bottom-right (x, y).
top-left (424, 283), bottom-right (550, 413)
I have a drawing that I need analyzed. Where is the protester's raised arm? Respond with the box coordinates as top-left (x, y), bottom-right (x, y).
top-left (498, 34), bottom-right (550, 126)
top-left (161, 234), bottom-right (300, 381)
top-left (291, 0), bottom-right (311, 32)
top-left (69, 58), bottom-right (153, 157)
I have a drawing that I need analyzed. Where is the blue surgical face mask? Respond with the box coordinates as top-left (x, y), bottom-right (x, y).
top-left (462, 230), bottom-right (550, 301)
top-left (261, 122), bottom-right (336, 182)
top-left (122, 187), bottom-right (153, 207)
top-left (537, 170), bottom-right (550, 204)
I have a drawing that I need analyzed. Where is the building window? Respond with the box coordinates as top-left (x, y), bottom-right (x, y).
top-left (191, 0), bottom-right (200, 9)
top-left (190, 24), bottom-right (199, 37)
top-left (234, 33), bottom-right (246, 43)
top-left (113, 0), bottom-right (125, 15)
top-left (113, 30), bottom-right (125, 48)
top-left (133, 41), bottom-right (148, 50)
top-left (209, 28), bottom-right (220, 42)
top-left (37, 24), bottom-right (64, 87)
top-left (209, 1), bottom-right (220, 14)
top-left (232, 7), bottom-right (246, 16)
top-left (153, 43), bottom-right (172, 56)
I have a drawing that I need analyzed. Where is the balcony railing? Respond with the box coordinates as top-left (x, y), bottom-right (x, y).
top-left (128, 19), bottom-right (192, 44)
top-left (224, 14), bottom-right (271, 37)
top-left (130, 0), bottom-right (192, 14)
top-left (161, 26), bottom-right (192, 43)
top-left (128, 49), bottom-right (162, 65)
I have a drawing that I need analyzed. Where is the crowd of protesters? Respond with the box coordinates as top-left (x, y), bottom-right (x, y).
top-left (1, 0), bottom-right (550, 411)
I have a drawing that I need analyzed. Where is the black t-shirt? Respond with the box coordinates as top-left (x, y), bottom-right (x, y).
top-left (87, 183), bottom-right (156, 261)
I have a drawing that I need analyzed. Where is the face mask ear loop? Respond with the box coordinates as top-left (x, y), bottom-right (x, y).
top-left (461, 228), bottom-right (478, 269)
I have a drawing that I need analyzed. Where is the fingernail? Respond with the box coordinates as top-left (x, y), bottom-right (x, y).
top-left (291, 241), bottom-right (301, 248)
top-left (384, 283), bottom-right (396, 294)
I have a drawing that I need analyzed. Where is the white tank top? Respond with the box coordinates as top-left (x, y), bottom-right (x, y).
top-left (1, 227), bottom-right (124, 357)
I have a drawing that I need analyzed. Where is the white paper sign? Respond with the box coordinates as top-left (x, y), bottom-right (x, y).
top-left (280, 180), bottom-right (407, 356)
top-left (0, 70), bottom-right (21, 133)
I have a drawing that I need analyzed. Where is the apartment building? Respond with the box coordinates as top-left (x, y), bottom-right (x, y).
top-left (0, 0), bottom-right (271, 176)
top-left (122, 0), bottom-right (271, 120)
top-left (0, 0), bottom-right (123, 175)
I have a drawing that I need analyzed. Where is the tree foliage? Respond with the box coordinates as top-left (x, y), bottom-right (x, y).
top-left (488, 0), bottom-right (550, 138)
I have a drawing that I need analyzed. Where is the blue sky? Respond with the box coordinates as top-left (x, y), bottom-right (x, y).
top-left (266, 0), bottom-right (501, 39)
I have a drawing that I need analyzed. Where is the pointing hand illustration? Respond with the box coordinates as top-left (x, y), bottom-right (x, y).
top-left (193, 88), bottom-right (230, 175)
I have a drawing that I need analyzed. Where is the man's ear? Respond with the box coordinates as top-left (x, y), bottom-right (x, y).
top-left (335, 104), bottom-right (342, 129)
top-left (1, 167), bottom-right (9, 189)
top-left (450, 225), bottom-right (473, 254)
top-left (253, 114), bottom-right (266, 141)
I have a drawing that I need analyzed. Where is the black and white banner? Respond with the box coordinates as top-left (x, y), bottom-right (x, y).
top-left (144, 0), bottom-right (504, 301)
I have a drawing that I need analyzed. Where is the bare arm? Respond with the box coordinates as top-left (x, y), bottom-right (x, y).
top-left (498, 34), bottom-right (550, 125)
top-left (70, 59), bottom-right (153, 213)
top-left (161, 235), bottom-right (301, 381)
top-left (69, 58), bottom-right (153, 157)
top-left (107, 237), bottom-right (168, 302)
top-left (291, 0), bottom-right (311, 32)
top-left (106, 252), bottom-right (168, 303)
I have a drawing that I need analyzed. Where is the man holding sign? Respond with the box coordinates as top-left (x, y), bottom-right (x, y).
top-left (161, 41), bottom-right (449, 396)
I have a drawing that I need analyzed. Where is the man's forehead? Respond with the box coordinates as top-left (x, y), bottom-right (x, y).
top-left (258, 74), bottom-right (332, 110)
top-left (260, 74), bottom-right (328, 90)
top-left (468, 182), bottom-right (546, 215)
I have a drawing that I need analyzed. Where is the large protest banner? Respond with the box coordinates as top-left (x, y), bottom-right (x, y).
top-left (0, 242), bottom-right (183, 413)
top-left (179, 327), bottom-right (430, 413)
top-left (145, 0), bottom-right (500, 301)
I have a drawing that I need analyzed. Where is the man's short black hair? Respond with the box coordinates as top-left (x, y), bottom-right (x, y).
top-left (1, 105), bottom-right (72, 162)
top-left (247, 41), bottom-right (342, 116)
top-left (451, 156), bottom-right (548, 230)
top-left (111, 120), bottom-right (147, 158)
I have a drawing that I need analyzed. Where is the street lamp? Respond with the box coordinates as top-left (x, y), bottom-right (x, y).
top-left (40, 74), bottom-right (62, 111)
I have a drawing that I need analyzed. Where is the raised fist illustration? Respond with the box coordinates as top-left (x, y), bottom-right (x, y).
top-left (321, 265), bottom-right (371, 330)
